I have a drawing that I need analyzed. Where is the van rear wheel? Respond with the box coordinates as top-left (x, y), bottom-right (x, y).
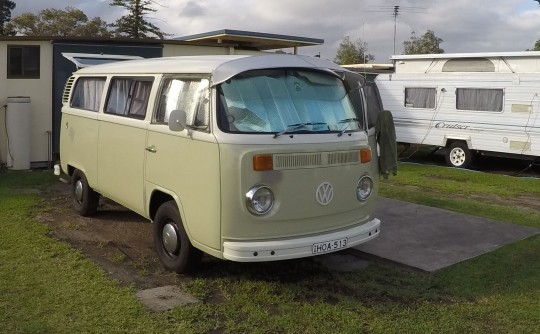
top-left (153, 201), bottom-right (202, 273)
top-left (71, 169), bottom-right (99, 216)
top-left (445, 142), bottom-right (473, 168)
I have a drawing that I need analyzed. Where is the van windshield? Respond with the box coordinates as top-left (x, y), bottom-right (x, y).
top-left (217, 69), bottom-right (362, 134)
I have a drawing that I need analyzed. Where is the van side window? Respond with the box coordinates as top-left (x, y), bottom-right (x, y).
top-left (404, 87), bottom-right (436, 109)
top-left (456, 88), bottom-right (503, 112)
top-left (156, 78), bottom-right (210, 128)
top-left (105, 77), bottom-right (153, 118)
top-left (71, 77), bottom-right (106, 111)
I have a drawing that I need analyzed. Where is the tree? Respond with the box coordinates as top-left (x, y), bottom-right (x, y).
top-left (0, 0), bottom-right (16, 35)
top-left (6, 7), bottom-right (111, 37)
top-left (110, 0), bottom-right (167, 39)
top-left (334, 36), bottom-right (375, 65)
top-left (530, 39), bottom-right (540, 51)
top-left (403, 30), bottom-right (444, 55)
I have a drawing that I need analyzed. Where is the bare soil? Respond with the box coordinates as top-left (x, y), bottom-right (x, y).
top-left (36, 181), bottom-right (180, 289)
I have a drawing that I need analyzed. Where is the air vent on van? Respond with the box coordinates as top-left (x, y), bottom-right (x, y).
top-left (274, 153), bottom-right (322, 169)
top-left (327, 151), bottom-right (360, 165)
top-left (273, 151), bottom-right (360, 170)
top-left (62, 76), bottom-right (76, 105)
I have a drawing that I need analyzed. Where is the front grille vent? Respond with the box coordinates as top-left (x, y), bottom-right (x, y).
top-left (273, 150), bottom-right (360, 170)
top-left (327, 151), bottom-right (359, 165)
top-left (274, 153), bottom-right (322, 169)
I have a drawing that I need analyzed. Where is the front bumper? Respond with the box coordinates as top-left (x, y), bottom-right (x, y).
top-left (222, 217), bottom-right (381, 262)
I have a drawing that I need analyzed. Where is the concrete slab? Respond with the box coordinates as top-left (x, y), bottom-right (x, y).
top-left (135, 285), bottom-right (199, 312)
top-left (353, 198), bottom-right (540, 272)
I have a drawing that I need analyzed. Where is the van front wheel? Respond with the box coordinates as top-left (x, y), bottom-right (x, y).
top-left (153, 201), bottom-right (202, 273)
top-left (445, 142), bottom-right (473, 168)
top-left (71, 169), bottom-right (99, 216)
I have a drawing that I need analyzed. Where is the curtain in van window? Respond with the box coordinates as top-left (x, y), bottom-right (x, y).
top-left (129, 81), bottom-right (152, 116)
top-left (71, 77), bottom-right (105, 111)
top-left (107, 79), bottom-right (131, 115)
top-left (106, 78), bottom-right (152, 117)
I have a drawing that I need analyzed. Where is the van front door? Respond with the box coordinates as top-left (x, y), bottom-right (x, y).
top-left (145, 76), bottom-right (221, 252)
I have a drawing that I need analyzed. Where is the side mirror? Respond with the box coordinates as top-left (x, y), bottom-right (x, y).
top-left (168, 110), bottom-right (187, 132)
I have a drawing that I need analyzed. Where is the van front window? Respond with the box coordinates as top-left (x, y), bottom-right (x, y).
top-left (218, 69), bottom-right (361, 134)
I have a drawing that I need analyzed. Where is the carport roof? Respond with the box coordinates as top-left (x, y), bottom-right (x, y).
top-left (176, 29), bottom-right (324, 50)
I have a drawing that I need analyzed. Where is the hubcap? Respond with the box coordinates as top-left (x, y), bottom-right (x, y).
top-left (450, 148), bottom-right (466, 166)
top-left (162, 223), bottom-right (179, 255)
top-left (74, 179), bottom-right (84, 202)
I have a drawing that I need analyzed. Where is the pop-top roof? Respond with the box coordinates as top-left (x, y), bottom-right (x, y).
top-left (76, 54), bottom-right (343, 86)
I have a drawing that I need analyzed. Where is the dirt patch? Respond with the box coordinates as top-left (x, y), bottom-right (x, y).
top-left (36, 181), bottom-right (180, 289)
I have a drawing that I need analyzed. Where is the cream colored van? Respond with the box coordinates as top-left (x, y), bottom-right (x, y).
top-left (59, 54), bottom-right (381, 273)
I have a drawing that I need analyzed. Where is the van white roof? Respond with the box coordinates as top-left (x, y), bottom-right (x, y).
top-left (75, 54), bottom-right (344, 86)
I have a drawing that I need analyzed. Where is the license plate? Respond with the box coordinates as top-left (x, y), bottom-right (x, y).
top-left (312, 238), bottom-right (348, 254)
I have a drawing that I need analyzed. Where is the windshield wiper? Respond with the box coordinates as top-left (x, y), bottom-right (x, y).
top-left (337, 118), bottom-right (362, 137)
top-left (273, 122), bottom-right (328, 138)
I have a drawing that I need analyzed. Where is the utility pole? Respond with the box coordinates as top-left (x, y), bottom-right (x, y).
top-left (368, 5), bottom-right (425, 56)
top-left (393, 5), bottom-right (399, 55)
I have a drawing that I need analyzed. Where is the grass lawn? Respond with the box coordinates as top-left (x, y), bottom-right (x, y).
top-left (0, 167), bottom-right (539, 333)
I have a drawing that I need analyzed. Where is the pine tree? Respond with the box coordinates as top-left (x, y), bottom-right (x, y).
top-left (110, 0), bottom-right (167, 39)
top-left (0, 0), bottom-right (16, 35)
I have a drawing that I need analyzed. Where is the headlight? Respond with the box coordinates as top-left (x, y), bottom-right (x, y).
top-left (246, 185), bottom-right (274, 215)
top-left (356, 175), bottom-right (373, 201)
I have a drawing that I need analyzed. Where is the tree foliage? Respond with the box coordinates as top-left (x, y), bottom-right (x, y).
top-left (334, 36), bottom-right (375, 65)
top-left (403, 30), bottom-right (444, 55)
top-left (6, 7), bottom-right (111, 37)
top-left (0, 0), bottom-right (16, 35)
top-left (531, 39), bottom-right (540, 51)
top-left (110, 0), bottom-right (167, 39)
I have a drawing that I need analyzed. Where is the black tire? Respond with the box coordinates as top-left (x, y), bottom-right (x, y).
top-left (153, 201), bottom-right (202, 273)
top-left (71, 169), bottom-right (99, 216)
top-left (445, 142), bottom-right (473, 168)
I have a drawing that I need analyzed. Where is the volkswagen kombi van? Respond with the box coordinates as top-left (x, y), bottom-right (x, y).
top-left (59, 54), bottom-right (381, 273)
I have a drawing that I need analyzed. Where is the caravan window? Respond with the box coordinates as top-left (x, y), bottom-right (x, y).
top-left (71, 77), bottom-right (106, 111)
top-left (404, 88), bottom-right (436, 109)
top-left (155, 77), bottom-right (210, 128)
top-left (456, 88), bottom-right (503, 112)
top-left (105, 77), bottom-right (154, 119)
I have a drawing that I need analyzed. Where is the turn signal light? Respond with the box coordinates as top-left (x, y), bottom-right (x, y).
top-left (360, 148), bottom-right (371, 163)
top-left (253, 154), bottom-right (273, 171)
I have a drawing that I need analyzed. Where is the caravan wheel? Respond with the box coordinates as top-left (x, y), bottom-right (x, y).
top-left (445, 142), bottom-right (473, 168)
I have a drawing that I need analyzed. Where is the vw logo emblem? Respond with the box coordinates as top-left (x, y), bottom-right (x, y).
top-left (316, 182), bottom-right (334, 206)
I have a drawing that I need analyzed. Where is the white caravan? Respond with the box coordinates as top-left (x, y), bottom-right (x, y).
top-left (375, 51), bottom-right (540, 168)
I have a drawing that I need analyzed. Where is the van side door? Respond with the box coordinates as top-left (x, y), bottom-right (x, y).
top-left (97, 76), bottom-right (154, 215)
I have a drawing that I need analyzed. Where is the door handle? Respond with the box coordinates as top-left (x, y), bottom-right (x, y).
top-left (145, 145), bottom-right (157, 153)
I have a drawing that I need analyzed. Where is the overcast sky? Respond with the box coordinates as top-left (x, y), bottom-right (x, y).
top-left (10, 0), bottom-right (540, 62)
